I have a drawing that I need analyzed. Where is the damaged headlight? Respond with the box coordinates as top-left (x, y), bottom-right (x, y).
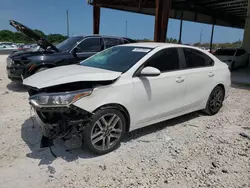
top-left (29, 89), bottom-right (92, 107)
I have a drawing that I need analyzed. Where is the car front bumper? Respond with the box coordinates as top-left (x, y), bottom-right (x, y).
top-left (30, 102), bottom-right (91, 145)
top-left (6, 64), bottom-right (28, 81)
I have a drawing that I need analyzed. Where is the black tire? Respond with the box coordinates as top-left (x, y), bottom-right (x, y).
top-left (83, 108), bottom-right (126, 155)
top-left (203, 86), bottom-right (225, 115)
top-left (35, 67), bottom-right (49, 73)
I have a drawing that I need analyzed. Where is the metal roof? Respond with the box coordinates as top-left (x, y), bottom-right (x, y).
top-left (88, 0), bottom-right (248, 28)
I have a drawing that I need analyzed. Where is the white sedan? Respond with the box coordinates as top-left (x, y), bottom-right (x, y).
top-left (213, 48), bottom-right (249, 70)
top-left (23, 43), bottom-right (231, 154)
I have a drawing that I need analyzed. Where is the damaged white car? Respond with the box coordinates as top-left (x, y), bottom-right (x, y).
top-left (24, 43), bottom-right (231, 154)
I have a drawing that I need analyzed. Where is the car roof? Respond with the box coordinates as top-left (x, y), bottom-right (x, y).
top-left (72, 34), bottom-right (134, 40)
top-left (121, 42), bottom-right (202, 49)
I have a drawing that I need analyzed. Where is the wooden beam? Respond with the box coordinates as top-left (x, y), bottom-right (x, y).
top-left (93, 1), bottom-right (101, 34)
top-left (160, 0), bottom-right (172, 42)
top-left (154, 0), bottom-right (163, 42)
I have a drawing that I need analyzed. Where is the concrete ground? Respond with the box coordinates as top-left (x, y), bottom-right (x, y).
top-left (0, 55), bottom-right (249, 188)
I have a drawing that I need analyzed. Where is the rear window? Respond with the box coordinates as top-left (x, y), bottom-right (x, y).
top-left (214, 49), bottom-right (236, 56)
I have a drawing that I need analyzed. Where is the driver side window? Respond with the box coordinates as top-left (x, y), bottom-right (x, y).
top-left (144, 48), bottom-right (180, 72)
top-left (75, 37), bottom-right (102, 53)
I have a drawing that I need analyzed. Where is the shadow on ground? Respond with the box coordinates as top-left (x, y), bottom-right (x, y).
top-left (21, 112), bottom-right (200, 165)
top-left (6, 81), bottom-right (27, 92)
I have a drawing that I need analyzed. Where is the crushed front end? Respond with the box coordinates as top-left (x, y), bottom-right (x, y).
top-left (28, 84), bottom-right (94, 149)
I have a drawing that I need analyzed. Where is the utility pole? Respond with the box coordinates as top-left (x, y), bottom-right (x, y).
top-left (66, 10), bottom-right (69, 37)
top-left (125, 21), bottom-right (128, 37)
top-left (199, 28), bottom-right (203, 45)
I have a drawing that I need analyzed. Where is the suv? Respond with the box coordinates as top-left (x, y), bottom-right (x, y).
top-left (6, 20), bottom-right (136, 81)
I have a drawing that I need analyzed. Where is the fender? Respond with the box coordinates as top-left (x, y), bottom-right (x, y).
top-left (28, 62), bottom-right (56, 75)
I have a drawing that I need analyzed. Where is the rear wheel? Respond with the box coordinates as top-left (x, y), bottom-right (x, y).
top-left (83, 108), bottom-right (126, 155)
top-left (203, 86), bottom-right (225, 115)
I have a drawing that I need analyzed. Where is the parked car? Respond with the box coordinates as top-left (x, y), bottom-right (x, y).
top-left (213, 48), bottom-right (249, 70)
top-left (0, 44), bottom-right (18, 50)
top-left (6, 20), bottom-right (136, 81)
top-left (24, 43), bottom-right (231, 155)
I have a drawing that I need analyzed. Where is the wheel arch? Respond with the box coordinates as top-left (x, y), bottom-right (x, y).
top-left (93, 103), bottom-right (131, 132)
top-left (29, 63), bottom-right (56, 75)
top-left (216, 83), bottom-right (226, 98)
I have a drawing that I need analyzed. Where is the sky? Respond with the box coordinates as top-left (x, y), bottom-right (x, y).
top-left (0, 0), bottom-right (244, 44)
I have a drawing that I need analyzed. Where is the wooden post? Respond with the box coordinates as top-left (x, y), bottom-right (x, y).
top-left (154, 0), bottom-right (163, 42)
top-left (154, 0), bottom-right (172, 42)
top-left (93, 1), bottom-right (100, 34)
top-left (160, 0), bottom-right (172, 42)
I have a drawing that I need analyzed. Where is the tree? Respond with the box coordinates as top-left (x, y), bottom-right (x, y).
top-left (0, 29), bottom-right (67, 44)
top-left (47, 34), bottom-right (67, 44)
top-left (0, 30), bottom-right (14, 41)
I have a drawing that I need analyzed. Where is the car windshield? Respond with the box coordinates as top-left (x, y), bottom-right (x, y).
top-left (80, 46), bottom-right (152, 72)
top-left (214, 49), bottom-right (236, 56)
top-left (56, 36), bottom-right (83, 51)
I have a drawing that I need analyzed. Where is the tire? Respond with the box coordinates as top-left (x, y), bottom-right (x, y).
top-left (83, 108), bottom-right (126, 155)
top-left (203, 86), bottom-right (225, 115)
top-left (35, 67), bottom-right (49, 73)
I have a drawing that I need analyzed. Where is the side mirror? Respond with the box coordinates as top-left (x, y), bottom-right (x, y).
top-left (140, 66), bottom-right (161, 77)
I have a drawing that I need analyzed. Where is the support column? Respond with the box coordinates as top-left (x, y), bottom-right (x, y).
top-left (178, 7), bottom-right (184, 44)
top-left (210, 21), bottom-right (215, 53)
top-left (243, 0), bottom-right (250, 53)
top-left (154, 0), bottom-right (163, 42)
top-left (93, 2), bottom-right (100, 34)
top-left (160, 0), bottom-right (171, 42)
top-left (154, 0), bottom-right (171, 42)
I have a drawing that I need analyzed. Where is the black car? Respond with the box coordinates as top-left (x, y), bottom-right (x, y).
top-left (7, 20), bottom-right (136, 81)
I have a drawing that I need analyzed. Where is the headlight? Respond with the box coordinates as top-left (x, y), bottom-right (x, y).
top-left (29, 89), bottom-right (92, 107)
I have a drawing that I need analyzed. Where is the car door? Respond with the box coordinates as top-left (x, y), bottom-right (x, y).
top-left (181, 48), bottom-right (215, 110)
top-left (132, 47), bottom-right (187, 129)
top-left (71, 37), bottom-right (103, 63)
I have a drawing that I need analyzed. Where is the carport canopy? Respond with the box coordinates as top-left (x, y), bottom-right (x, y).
top-left (88, 0), bottom-right (250, 51)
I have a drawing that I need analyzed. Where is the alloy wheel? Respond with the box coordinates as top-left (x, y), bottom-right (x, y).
top-left (209, 87), bottom-right (224, 113)
top-left (90, 113), bottom-right (123, 151)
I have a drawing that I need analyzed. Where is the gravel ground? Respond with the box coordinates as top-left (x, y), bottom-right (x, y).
top-left (0, 55), bottom-right (249, 188)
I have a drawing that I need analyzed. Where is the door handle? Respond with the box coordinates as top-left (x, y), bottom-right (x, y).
top-left (208, 72), bottom-right (214, 77)
top-left (176, 77), bottom-right (185, 83)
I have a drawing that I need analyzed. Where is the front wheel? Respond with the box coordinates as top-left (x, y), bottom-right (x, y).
top-left (203, 86), bottom-right (225, 115)
top-left (83, 108), bottom-right (126, 155)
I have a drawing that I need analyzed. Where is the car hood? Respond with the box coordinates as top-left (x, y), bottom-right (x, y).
top-left (8, 50), bottom-right (43, 60)
top-left (23, 65), bottom-right (122, 89)
top-left (10, 20), bottom-right (59, 52)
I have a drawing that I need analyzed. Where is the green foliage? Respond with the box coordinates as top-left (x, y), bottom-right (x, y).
top-left (47, 34), bottom-right (67, 44)
top-left (0, 29), bottom-right (67, 44)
